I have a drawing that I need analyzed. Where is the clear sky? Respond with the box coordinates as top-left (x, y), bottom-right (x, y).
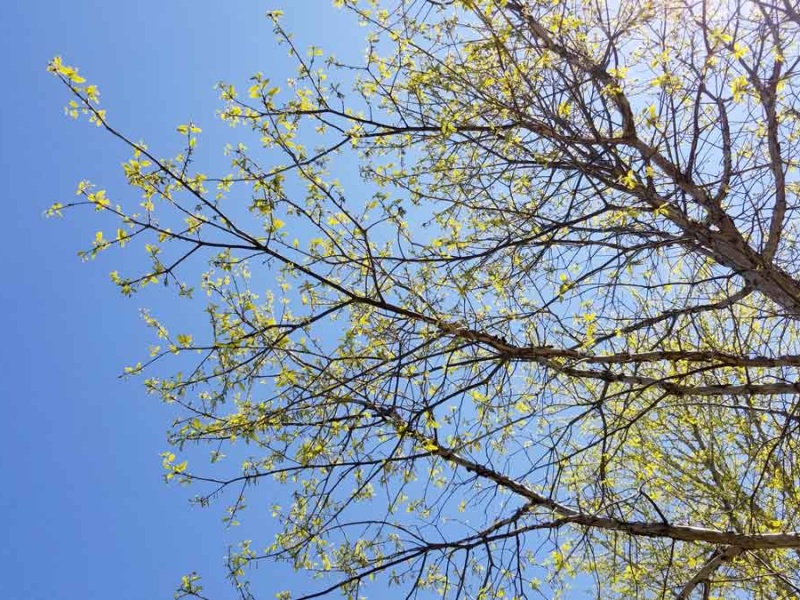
top-left (1, 2), bottom-right (359, 599)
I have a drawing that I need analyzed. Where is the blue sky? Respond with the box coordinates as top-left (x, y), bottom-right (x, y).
top-left (1, 2), bottom-right (359, 599)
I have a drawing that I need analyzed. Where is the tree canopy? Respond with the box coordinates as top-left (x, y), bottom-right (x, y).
top-left (49, 0), bottom-right (800, 598)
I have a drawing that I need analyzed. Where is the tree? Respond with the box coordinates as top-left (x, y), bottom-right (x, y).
top-left (48, 0), bottom-right (800, 597)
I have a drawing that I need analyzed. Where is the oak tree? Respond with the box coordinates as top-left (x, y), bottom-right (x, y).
top-left (49, 0), bottom-right (800, 598)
